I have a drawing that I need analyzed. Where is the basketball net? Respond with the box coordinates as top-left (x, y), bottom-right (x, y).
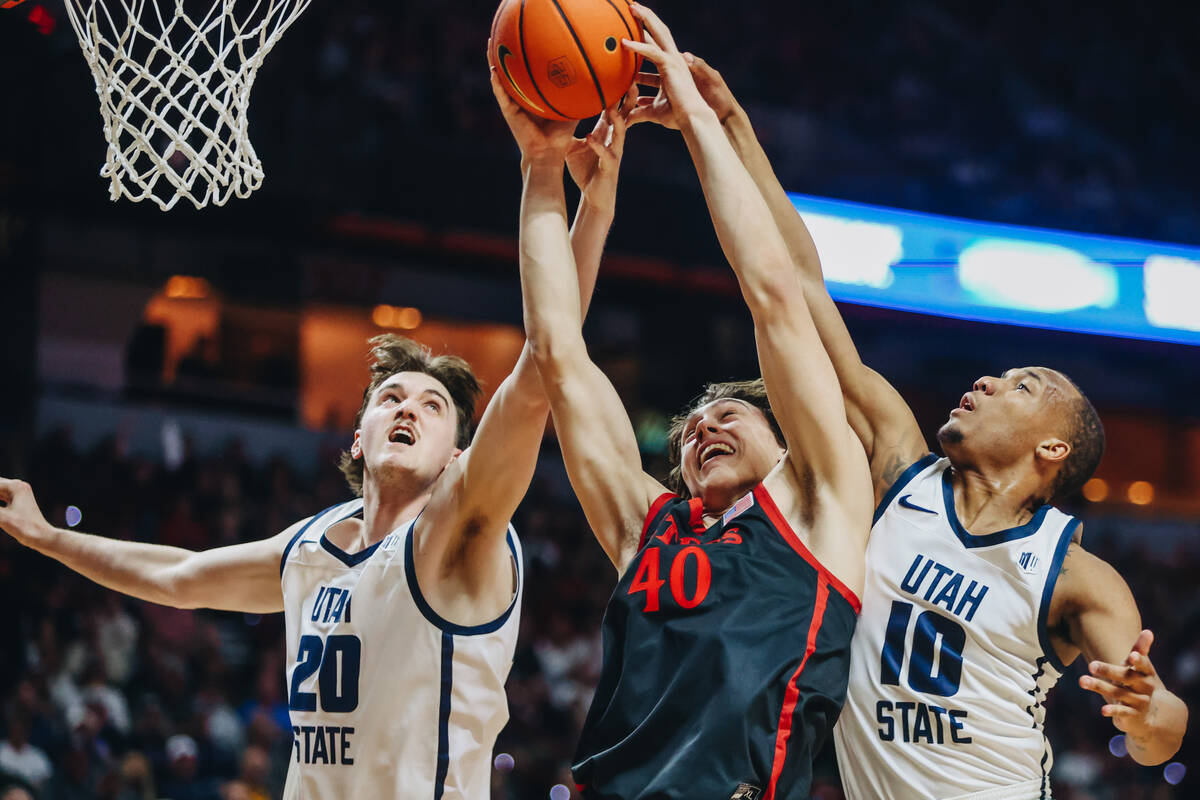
top-left (62, 0), bottom-right (313, 210)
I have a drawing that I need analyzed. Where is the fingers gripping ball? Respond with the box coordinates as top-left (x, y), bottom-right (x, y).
top-left (491, 0), bottom-right (642, 120)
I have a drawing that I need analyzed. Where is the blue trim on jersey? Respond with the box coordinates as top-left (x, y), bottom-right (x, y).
top-left (1037, 517), bottom-right (1080, 673)
top-left (404, 520), bottom-right (522, 635)
top-left (434, 632), bottom-right (453, 800)
top-left (872, 453), bottom-right (939, 525)
top-left (941, 468), bottom-right (1052, 548)
top-left (279, 503), bottom-right (344, 576)
top-left (317, 505), bottom-right (379, 567)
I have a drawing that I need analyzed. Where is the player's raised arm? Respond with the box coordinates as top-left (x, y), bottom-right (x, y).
top-left (492, 68), bottom-right (664, 573)
top-left (630, 51), bottom-right (926, 501)
top-left (624, 6), bottom-right (869, 512)
top-left (1050, 542), bottom-right (1188, 764)
top-left (420, 75), bottom-right (638, 579)
top-left (0, 477), bottom-right (291, 613)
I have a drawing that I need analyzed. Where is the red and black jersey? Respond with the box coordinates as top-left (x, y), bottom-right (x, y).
top-left (572, 484), bottom-right (861, 800)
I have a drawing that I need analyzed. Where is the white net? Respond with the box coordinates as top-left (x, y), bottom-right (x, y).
top-left (62, 0), bottom-right (314, 210)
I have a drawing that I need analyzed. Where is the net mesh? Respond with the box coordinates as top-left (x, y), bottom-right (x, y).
top-left (63, 0), bottom-right (313, 210)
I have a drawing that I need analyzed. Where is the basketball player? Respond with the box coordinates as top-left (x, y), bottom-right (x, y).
top-left (629, 52), bottom-right (1190, 798)
top-left (494, 5), bottom-right (873, 797)
top-left (0, 99), bottom-right (632, 798)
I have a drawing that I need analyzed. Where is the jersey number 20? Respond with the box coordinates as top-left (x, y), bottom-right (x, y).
top-left (289, 634), bottom-right (362, 712)
top-left (879, 601), bottom-right (965, 697)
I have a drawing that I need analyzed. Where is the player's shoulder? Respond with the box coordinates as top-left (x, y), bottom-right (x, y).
top-left (1052, 535), bottom-right (1134, 614)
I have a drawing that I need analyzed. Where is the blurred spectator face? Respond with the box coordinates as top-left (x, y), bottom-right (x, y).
top-left (239, 744), bottom-right (270, 785)
top-left (221, 780), bottom-right (253, 800)
top-left (166, 734), bottom-right (199, 781)
top-left (352, 372), bottom-right (462, 492)
top-left (677, 399), bottom-right (785, 508)
top-left (0, 788), bottom-right (34, 800)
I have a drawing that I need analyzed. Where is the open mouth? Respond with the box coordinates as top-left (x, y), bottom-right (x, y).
top-left (699, 442), bottom-right (734, 465)
top-left (957, 393), bottom-right (975, 412)
top-left (389, 427), bottom-right (415, 445)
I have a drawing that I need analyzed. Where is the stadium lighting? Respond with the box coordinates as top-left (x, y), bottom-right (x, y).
top-left (1144, 256), bottom-right (1200, 332)
top-left (801, 212), bottom-right (901, 289)
top-left (1081, 478), bottom-right (1109, 503)
top-left (1127, 481), bottom-right (1155, 506)
top-left (958, 241), bottom-right (1117, 312)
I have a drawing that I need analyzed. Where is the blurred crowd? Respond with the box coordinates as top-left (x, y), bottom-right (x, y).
top-left (263, 0), bottom-right (1199, 245)
top-left (0, 424), bottom-right (1195, 799)
top-left (6, 0), bottom-right (1196, 247)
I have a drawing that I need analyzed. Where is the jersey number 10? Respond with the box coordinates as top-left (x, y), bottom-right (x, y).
top-left (879, 601), bottom-right (966, 697)
top-left (289, 634), bottom-right (362, 712)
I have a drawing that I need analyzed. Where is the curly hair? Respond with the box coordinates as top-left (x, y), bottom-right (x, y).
top-left (338, 335), bottom-right (482, 496)
top-left (664, 378), bottom-right (785, 498)
top-left (1049, 375), bottom-right (1105, 501)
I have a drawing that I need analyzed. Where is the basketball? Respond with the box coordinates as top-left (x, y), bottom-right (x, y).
top-left (490, 0), bottom-right (642, 121)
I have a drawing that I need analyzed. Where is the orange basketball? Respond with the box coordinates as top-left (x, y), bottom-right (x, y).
top-left (491, 0), bottom-right (643, 121)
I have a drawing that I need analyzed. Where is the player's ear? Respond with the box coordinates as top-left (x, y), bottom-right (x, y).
top-left (350, 431), bottom-right (363, 460)
top-left (1035, 437), bottom-right (1070, 465)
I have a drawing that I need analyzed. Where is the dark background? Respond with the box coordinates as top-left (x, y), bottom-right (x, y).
top-left (1, 1), bottom-right (1197, 798)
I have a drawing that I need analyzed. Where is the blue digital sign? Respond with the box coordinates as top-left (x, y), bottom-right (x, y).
top-left (788, 192), bottom-right (1200, 346)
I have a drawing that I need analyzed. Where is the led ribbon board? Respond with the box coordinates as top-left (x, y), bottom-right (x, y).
top-left (789, 193), bottom-right (1200, 346)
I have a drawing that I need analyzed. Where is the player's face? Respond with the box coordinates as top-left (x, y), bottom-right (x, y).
top-left (937, 366), bottom-right (1074, 465)
top-left (351, 371), bottom-right (461, 492)
top-left (679, 399), bottom-right (785, 512)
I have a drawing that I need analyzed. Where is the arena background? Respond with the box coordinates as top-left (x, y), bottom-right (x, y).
top-left (1, 1), bottom-right (1197, 798)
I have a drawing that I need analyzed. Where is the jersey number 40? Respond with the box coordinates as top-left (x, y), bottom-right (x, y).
top-left (289, 634), bottom-right (362, 712)
top-left (879, 601), bottom-right (965, 697)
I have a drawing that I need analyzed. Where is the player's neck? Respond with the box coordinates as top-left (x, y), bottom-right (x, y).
top-left (359, 481), bottom-right (432, 545)
top-left (948, 465), bottom-right (1046, 535)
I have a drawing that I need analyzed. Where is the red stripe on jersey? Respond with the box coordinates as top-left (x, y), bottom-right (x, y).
top-left (687, 497), bottom-right (706, 534)
top-left (639, 493), bottom-right (677, 551)
top-left (753, 484), bottom-right (862, 613)
top-left (765, 580), bottom-right (829, 800)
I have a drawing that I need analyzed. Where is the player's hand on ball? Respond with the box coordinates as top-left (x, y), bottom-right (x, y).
top-left (683, 54), bottom-right (741, 124)
top-left (566, 84), bottom-right (636, 214)
top-left (489, 41), bottom-right (578, 161)
top-left (0, 478), bottom-right (50, 546)
top-left (1079, 630), bottom-right (1170, 739)
top-left (622, 4), bottom-right (708, 127)
top-left (630, 53), bottom-right (738, 130)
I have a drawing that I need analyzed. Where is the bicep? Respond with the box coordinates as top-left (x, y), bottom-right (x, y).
top-left (1060, 547), bottom-right (1143, 666)
top-left (544, 355), bottom-right (665, 571)
top-left (441, 348), bottom-right (548, 533)
top-left (169, 527), bottom-right (293, 613)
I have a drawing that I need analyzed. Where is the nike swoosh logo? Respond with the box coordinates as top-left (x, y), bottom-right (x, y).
top-left (899, 495), bottom-right (938, 515)
top-left (497, 45), bottom-right (545, 114)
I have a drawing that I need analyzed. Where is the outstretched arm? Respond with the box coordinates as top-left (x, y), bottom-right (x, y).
top-left (419, 77), bottom-right (637, 581)
top-left (630, 53), bottom-right (926, 501)
top-left (1052, 542), bottom-right (1187, 765)
top-left (624, 7), bottom-right (869, 516)
top-left (493, 71), bottom-right (664, 573)
top-left (0, 478), bottom-right (290, 613)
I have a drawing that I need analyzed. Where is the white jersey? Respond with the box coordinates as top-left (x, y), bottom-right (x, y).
top-left (834, 456), bottom-right (1079, 800)
top-left (279, 499), bottom-right (523, 799)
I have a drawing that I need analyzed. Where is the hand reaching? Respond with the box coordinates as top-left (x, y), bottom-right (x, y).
top-left (566, 84), bottom-right (636, 215)
top-left (488, 39), bottom-right (578, 162)
top-left (629, 51), bottom-right (739, 130)
top-left (1079, 630), bottom-right (1173, 743)
top-left (0, 478), bottom-right (50, 546)
top-left (621, 4), bottom-right (710, 130)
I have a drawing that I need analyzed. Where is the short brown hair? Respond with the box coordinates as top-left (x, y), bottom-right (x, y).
top-left (665, 379), bottom-right (785, 498)
top-left (338, 335), bottom-right (482, 496)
